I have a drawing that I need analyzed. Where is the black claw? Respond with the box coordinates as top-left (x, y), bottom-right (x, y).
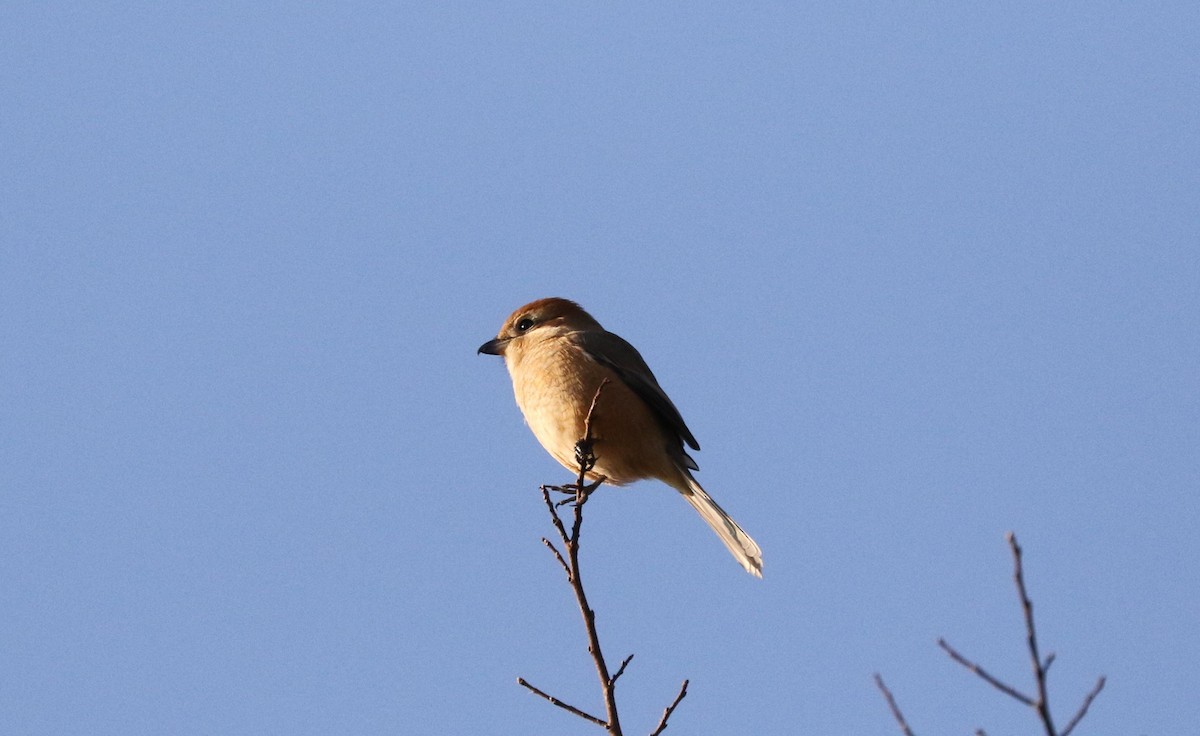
top-left (573, 439), bottom-right (597, 473)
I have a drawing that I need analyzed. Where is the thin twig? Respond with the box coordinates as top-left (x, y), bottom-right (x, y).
top-left (518, 677), bottom-right (606, 726)
top-left (542, 537), bottom-right (570, 579)
top-left (873, 673), bottom-right (915, 736)
top-left (648, 680), bottom-right (689, 736)
top-left (1009, 532), bottom-right (1058, 736)
top-left (884, 535), bottom-right (1106, 735)
top-left (1060, 676), bottom-right (1106, 736)
top-left (524, 381), bottom-right (628, 734)
top-left (609, 654), bottom-right (634, 687)
top-left (932, 534), bottom-right (1106, 736)
top-left (540, 487), bottom-right (571, 558)
top-left (563, 381), bottom-right (622, 733)
top-left (938, 638), bottom-right (1034, 706)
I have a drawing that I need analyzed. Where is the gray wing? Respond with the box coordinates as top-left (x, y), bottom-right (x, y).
top-left (575, 330), bottom-right (701, 455)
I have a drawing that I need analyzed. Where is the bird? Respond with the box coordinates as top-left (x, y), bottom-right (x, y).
top-left (478, 297), bottom-right (763, 578)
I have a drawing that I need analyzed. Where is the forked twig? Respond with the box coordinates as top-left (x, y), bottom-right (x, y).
top-left (518, 380), bottom-right (688, 734)
top-left (878, 533), bottom-right (1106, 736)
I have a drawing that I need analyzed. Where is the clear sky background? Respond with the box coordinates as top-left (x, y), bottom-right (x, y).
top-left (2, 3), bottom-right (1197, 735)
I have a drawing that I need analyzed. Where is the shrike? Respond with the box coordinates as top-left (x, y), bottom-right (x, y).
top-left (478, 297), bottom-right (763, 578)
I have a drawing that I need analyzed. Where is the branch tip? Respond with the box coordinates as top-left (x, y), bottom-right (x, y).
top-left (873, 673), bottom-right (916, 736)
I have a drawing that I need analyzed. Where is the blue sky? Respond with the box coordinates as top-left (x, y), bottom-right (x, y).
top-left (2, 3), bottom-right (1197, 734)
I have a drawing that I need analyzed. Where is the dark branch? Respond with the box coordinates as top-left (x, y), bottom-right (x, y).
top-left (541, 536), bottom-right (570, 579)
top-left (1008, 532), bottom-right (1058, 736)
top-left (1060, 676), bottom-right (1106, 736)
top-left (518, 677), bottom-right (606, 727)
top-left (562, 381), bottom-right (623, 733)
top-left (648, 680), bottom-right (689, 736)
top-left (873, 673), bottom-right (915, 736)
top-left (938, 637), bottom-right (1034, 706)
top-left (609, 654), bottom-right (634, 688)
top-left (539, 487), bottom-right (572, 560)
top-left (881, 534), bottom-right (1106, 736)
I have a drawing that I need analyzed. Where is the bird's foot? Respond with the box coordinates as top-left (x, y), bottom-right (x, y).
top-left (573, 438), bottom-right (598, 475)
top-left (547, 478), bottom-right (605, 507)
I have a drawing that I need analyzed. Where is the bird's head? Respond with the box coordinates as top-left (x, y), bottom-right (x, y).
top-left (477, 297), bottom-right (601, 357)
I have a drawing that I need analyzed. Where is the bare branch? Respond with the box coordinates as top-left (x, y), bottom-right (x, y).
top-left (563, 381), bottom-right (622, 733)
top-left (938, 637), bottom-right (1034, 706)
top-left (541, 537), bottom-right (570, 579)
top-left (648, 680), bottom-right (689, 736)
top-left (884, 535), bottom-right (1106, 736)
top-left (518, 677), bottom-right (606, 727)
top-left (609, 654), bottom-right (634, 688)
top-left (1008, 532), bottom-right (1058, 736)
top-left (873, 673), bottom-right (916, 736)
top-left (539, 486), bottom-right (572, 553)
top-left (1060, 676), bottom-right (1106, 736)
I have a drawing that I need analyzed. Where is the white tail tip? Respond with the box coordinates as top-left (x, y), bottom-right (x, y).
top-left (680, 475), bottom-right (763, 578)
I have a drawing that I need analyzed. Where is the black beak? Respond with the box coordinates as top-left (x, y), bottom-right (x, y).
top-left (477, 337), bottom-right (507, 356)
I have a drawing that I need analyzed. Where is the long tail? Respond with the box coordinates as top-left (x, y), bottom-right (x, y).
top-left (677, 473), bottom-right (763, 578)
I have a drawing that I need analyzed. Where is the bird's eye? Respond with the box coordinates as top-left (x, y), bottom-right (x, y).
top-left (516, 317), bottom-right (535, 332)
